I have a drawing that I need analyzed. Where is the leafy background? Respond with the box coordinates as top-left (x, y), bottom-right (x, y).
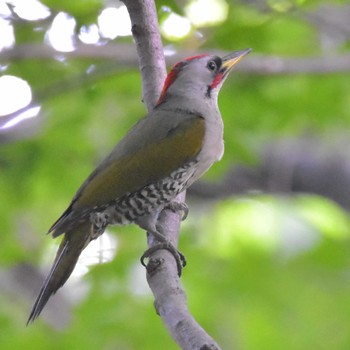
top-left (1, 0), bottom-right (350, 349)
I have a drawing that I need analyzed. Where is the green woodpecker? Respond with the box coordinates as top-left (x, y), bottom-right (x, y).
top-left (27, 48), bottom-right (251, 323)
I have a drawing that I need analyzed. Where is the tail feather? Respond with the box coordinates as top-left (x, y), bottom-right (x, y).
top-left (27, 221), bottom-right (91, 324)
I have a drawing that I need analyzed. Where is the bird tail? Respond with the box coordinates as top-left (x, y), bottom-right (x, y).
top-left (27, 220), bottom-right (91, 324)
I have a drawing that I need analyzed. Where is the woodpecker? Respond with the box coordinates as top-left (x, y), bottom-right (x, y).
top-left (27, 48), bottom-right (251, 323)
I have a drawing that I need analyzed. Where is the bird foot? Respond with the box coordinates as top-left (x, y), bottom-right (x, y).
top-left (89, 212), bottom-right (109, 239)
top-left (165, 201), bottom-right (189, 221)
top-left (141, 242), bottom-right (186, 277)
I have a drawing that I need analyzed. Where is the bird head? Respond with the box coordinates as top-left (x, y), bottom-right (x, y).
top-left (156, 48), bottom-right (252, 106)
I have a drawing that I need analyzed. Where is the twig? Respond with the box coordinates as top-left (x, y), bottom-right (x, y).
top-left (123, 0), bottom-right (221, 349)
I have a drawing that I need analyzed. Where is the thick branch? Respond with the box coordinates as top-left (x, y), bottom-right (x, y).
top-left (123, 0), bottom-right (220, 349)
top-left (122, 1), bottom-right (166, 110)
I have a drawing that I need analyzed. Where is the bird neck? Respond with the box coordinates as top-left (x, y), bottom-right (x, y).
top-left (157, 91), bottom-right (219, 117)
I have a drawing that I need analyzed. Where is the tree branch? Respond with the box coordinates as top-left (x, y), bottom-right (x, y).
top-left (122, 0), bottom-right (221, 349)
top-left (122, 1), bottom-right (166, 110)
top-left (188, 137), bottom-right (350, 213)
top-left (2, 42), bottom-right (350, 75)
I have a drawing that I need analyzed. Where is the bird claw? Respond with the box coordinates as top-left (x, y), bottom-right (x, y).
top-left (89, 212), bottom-right (109, 239)
top-left (141, 242), bottom-right (186, 277)
top-left (165, 201), bottom-right (189, 221)
top-left (140, 201), bottom-right (188, 277)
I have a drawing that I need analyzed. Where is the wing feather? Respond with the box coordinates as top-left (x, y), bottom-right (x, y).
top-left (75, 115), bottom-right (205, 209)
top-left (50, 112), bottom-right (205, 235)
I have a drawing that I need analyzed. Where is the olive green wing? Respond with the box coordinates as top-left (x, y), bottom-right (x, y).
top-left (50, 113), bottom-right (205, 236)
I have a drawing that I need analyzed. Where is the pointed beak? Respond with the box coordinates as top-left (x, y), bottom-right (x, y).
top-left (221, 48), bottom-right (252, 75)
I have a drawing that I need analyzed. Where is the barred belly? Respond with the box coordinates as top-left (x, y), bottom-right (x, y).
top-left (106, 161), bottom-right (197, 225)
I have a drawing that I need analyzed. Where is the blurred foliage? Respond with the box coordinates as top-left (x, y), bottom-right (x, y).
top-left (1, 0), bottom-right (350, 349)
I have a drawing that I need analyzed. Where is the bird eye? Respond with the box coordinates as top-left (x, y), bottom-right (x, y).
top-left (207, 60), bottom-right (217, 72)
